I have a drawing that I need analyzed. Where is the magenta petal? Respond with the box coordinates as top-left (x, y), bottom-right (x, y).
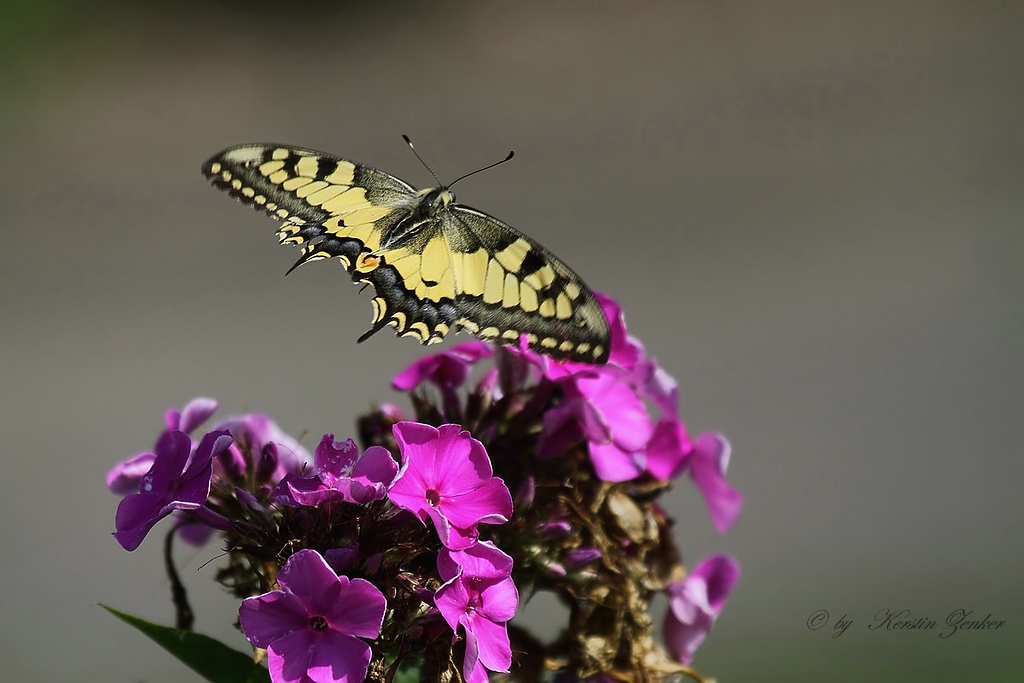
top-left (306, 629), bottom-right (372, 683)
top-left (392, 341), bottom-right (493, 391)
top-left (579, 374), bottom-right (652, 451)
top-left (664, 555), bottom-right (740, 664)
top-left (689, 555), bottom-right (741, 613)
top-left (664, 605), bottom-right (712, 665)
top-left (144, 431), bottom-right (192, 492)
top-left (436, 547), bottom-right (460, 583)
top-left (322, 577), bottom-right (386, 639)
top-left (465, 614), bottom-right (512, 673)
top-left (588, 440), bottom-right (645, 482)
top-left (386, 477), bottom-right (430, 518)
top-left (350, 445), bottom-right (399, 491)
top-left (478, 580), bottom-right (519, 623)
top-left (392, 420), bottom-right (440, 454)
top-left (275, 550), bottom-right (343, 613)
top-left (536, 400), bottom-right (589, 459)
top-left (239, 591), bottom-right (309, 648)
top-left (174, 517), bottom-right (215, 546)
top-left (315, 435), bottom-right (360, 486)
top-left (178, 397), bottom-right (219, 434)
top-left (106, 452), bottom-right (156, 495)
top-left (645, 418), bottom-right (691, 480)
top-left (690, 433), bottom-right (744, 533)
top-left (266, 628), bottom-right (317, 683)
top-left (447, 542), bottom-right (514, 581)
top-left (286, 476), bottom-right (339, 507)
top-left (435, 575), bottom-right (471, 631)
top-left (431, 424), bottom-right (485, 489)
top-left (113, 493), bottom-right (166, 551)
top-left (441, 478), bottom-right (513, 529)
top-left (427, 508), bottom-right (478, 550)
top-left (461, 627), bottom-right (488, 683)
top-left (644, 362), bottom-right (679, 415)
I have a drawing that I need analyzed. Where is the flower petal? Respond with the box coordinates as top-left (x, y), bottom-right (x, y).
top-left (106, 452), bottom-right (156, 495)
top-left (306, 630), bottom-right (373, 683)
top-left (645, 418), bottom-right (691, 480)
top-left (275, 550), bottom-right (343, 615)
top-left (266, 628), bottom-right (317, 683)
top-left (588, 440), bottom-right (645, 482)
top-left (464, 614), bottom-right (512, 673)
top-left (440, 478), bottom-right (513, 529)
top-left (690, 433), bottom-right (744, 533)
top-left (322, 577), bottom-right (386, 640)
top-left (177, 397), bottom-right (219, 434)
top-left (239, 591), bottom-right (309, 648)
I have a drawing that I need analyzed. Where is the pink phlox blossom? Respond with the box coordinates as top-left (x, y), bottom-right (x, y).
top-left (276, 435), bottom-right (398, 506)
top-left (435, 542), bottom-right (518, 683)
top-left (239, 549), bottom-right (386, 683)
top-left (164, 396), bottom-right (218, 435)
top-left (646, 421), bottom-right (743, 533)
top-left (664, 555), bottom-right (740, 664)
top-left (540, 370), bottom-right (653, 482)
top-left (106, 397), bottom-right (218, 495)
top-left (392, 341), bottom-right (494, 391)
top-left (387, 422), bottom-right (512, 550)
top-left (113, 429), bottom-right (232, 551)
top-left (213, 413), bottom-right (312, 483)
top-left (106, 451), bottom-right (157, 495)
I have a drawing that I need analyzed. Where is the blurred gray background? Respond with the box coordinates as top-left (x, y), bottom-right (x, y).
top-left (2, 2), bottom-right (1021, 681)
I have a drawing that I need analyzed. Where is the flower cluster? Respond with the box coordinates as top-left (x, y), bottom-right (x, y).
top-left (107, 294), bottom-right (741, 683)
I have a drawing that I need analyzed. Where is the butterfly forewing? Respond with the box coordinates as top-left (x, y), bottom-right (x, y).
top-left (202, 143), bottom-right (610, 364)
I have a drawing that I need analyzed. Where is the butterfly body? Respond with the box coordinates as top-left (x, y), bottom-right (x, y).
top-left (202, 144), bottom-right (610, 363)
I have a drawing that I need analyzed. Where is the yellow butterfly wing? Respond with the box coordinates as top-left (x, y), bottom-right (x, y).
top-left (202, 143), bottom-right (609, 363)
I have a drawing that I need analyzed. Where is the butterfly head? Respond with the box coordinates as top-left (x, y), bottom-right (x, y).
top-left (417, 187), bottom-right (455, 215)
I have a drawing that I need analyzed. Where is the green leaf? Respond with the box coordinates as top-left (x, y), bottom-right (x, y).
top-left (392, 657), bottom-right (426, 683)
top-left (101, 604), bottom-right (271, 683)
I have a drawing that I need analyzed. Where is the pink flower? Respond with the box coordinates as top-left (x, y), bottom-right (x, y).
top-left (647, 421), bottom-right (743, 533)
top-left (664, 555), bottom-right (740, 664)
top-left (276, 435), bottom-right (398, 506)
top-left (113, 429), bottom-right (233, 551)
top-left (387, 422), bottom-right (513, 550)
top-left (435, 542), bottom-right (518, 683)
top-left (392, 341), bottom-right (494, 391)
top-left (106, 397), bottom-right (218, 495)
top-left (239, 549), bottom-right (386, 683)
top-left (105, 451), bottom-right (157, 496)
top-left (539, 370), bottom-right (653, 482)
top-left (163, 396), bottom-right (219, 435)
top-left (213, 413), bottom-right (312, 483)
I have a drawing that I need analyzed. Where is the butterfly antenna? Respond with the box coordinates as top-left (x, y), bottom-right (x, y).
top-left (402, 134), bottom-right (443, 187)
top-left (448, 149), bottom-right (515, 189)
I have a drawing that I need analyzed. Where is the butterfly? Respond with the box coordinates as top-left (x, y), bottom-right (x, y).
top-left (201, 141), bottom-right (610, 364)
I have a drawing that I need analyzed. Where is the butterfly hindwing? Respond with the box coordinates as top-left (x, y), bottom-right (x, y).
top-left (441, 206), bottom-right (610, 361)
top-left (202, 143), bottom-right (610, 364)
